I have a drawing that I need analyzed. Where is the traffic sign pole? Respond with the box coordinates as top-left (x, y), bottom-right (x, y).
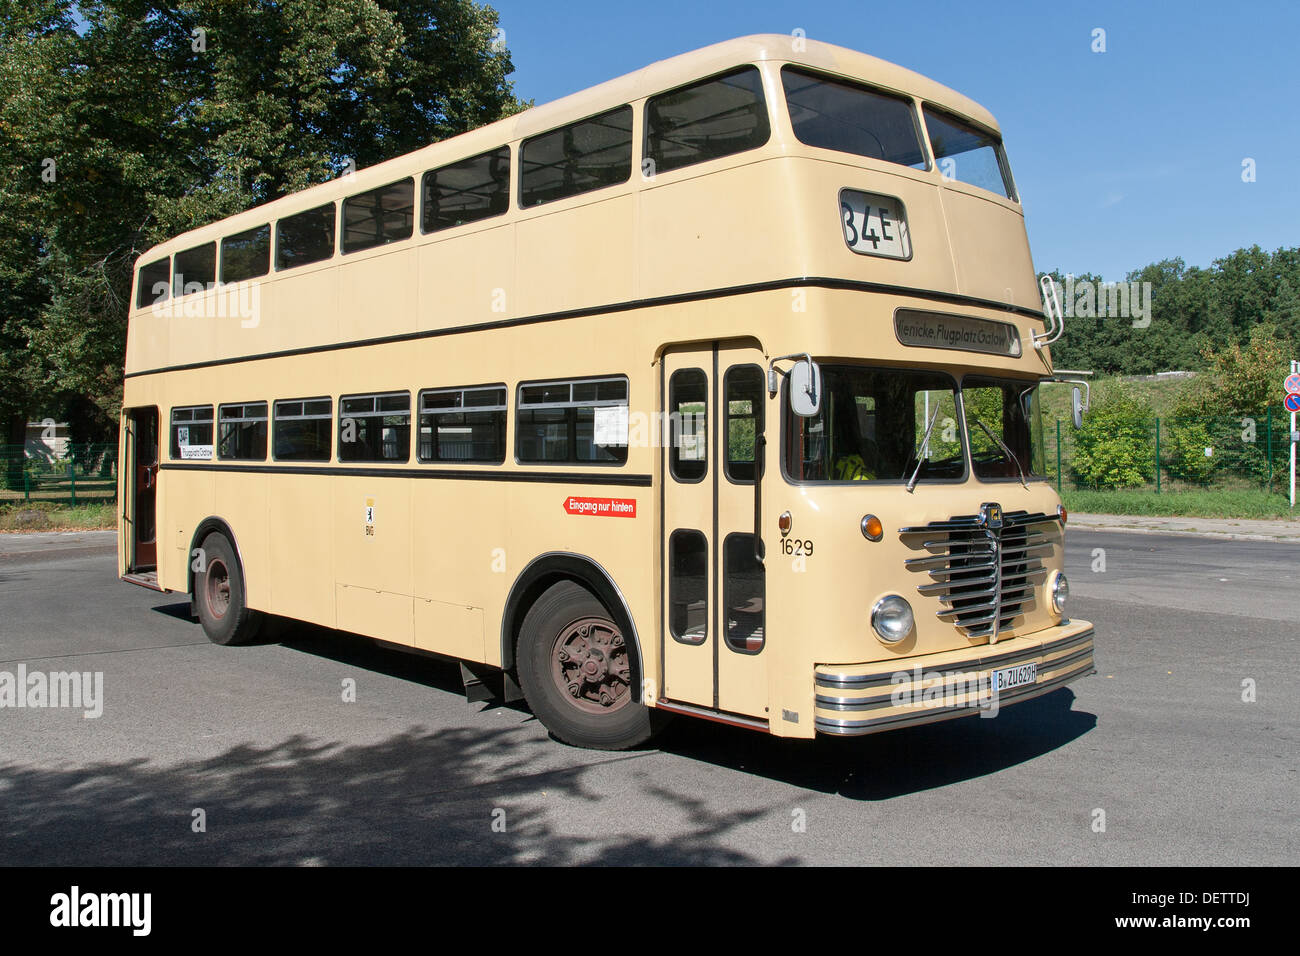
top-left (1290, 360), bottom-right (1298, 509)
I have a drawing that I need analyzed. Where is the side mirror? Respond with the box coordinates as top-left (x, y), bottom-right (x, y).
top-left (1071, 386), bottom-right (1084, 430)
top-left (789, 359), bottom-right (822, 418)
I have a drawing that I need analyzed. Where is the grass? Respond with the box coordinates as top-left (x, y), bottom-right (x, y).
top-left (1040, 372), bottom-right (1190, 425)
top-left (1062, 487), bottom-right (1297, 520)
top-left (0, 500), bottom-right (118, 532)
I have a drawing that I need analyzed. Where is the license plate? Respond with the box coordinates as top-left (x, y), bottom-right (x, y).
top-left (839, 189), bottom-right (911, 260)
top-left (991, 661), bottom-right (1038, 693)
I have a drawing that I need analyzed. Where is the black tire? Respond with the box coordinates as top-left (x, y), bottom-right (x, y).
top-left (194, 531), bottom-right (263, 646)
top-left (516, 580), bottom-right (668, 750)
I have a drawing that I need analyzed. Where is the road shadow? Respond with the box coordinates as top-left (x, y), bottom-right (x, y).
top-left (654, 688), bottom-right (1097, 800)
top-left (145, 607), bottom-right (1096, 803)
top-left (0, 723), bottom-right (782, 866)
top-left (152, 601), bottom-right (196, 622)
top-left (277, 622), bottom-right (467, 698)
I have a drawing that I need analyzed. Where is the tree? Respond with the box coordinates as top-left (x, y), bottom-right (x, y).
top-left (1042, 245), bottom-right (1299, 378)
top-left (0, 0), bottom-right (526, 448)
top-left (1174, 323), bottom-right (1289, 419)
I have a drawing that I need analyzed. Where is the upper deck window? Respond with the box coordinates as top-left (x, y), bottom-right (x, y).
top-left (422, 147), bottom-right (511, 233)
top-left (645, 67), bottom-right (770, 175)
top-left (923, 106), bottom-right (1016, 200)
top-left (173, 242), bottom-right (216, 297)
top-left (342, 178), bottom-right (415, 253)
top-left (220, 225), bottom-right (270, 283)
top-left (136, 257), bottom-right (170, 309)
top-left (276, 203), bottom-right (336, 270)
top-left (781, 66), bottom-right (926, 170)
top-left (520, 106), bottom-right (633, 207)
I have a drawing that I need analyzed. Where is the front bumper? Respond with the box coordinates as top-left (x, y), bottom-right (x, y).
top-left (814, 619), bottom-right (1095, 736)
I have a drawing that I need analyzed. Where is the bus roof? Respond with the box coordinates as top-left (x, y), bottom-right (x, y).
top-left (136, 34), bottom-right (1000, 263)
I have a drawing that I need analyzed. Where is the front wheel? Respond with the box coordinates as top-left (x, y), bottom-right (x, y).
top-left (516, 581), bottom-right (667, 750)
top-left (194, 531), bottom-right (263, 646)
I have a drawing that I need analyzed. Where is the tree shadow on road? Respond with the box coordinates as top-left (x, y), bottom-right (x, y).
top-left (137, 607), bottom-right (1098, 819)
top-left (1, 720), bottom-right (786, 866)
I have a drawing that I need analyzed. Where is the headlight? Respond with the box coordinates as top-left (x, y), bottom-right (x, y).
top-left (871, 595), bottom-right (914, 644)
top-left (1050, 571), bottom-right (1069, 615)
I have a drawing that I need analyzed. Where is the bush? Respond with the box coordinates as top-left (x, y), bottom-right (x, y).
top-left (1162, 419), bottom-right (1218, 484)
top-left (1070, 386), bottom-right (1154, 489)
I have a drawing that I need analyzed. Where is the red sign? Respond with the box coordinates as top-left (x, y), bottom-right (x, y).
top-left (1286, 372), bottom-right (1300, 395)
top-left (562, 496), bottom-right (637, 518)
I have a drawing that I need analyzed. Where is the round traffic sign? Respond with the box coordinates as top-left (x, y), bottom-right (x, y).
top-left (1287, 372), bottom-right (1300, 394)
top-left (1286, 392), bottom-right (1300, 413)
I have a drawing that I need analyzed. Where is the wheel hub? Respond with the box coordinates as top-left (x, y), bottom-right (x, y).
top-left (206, 559), bottom-right (231, 620)
top-left (552, 618), bottom-right (631, 714)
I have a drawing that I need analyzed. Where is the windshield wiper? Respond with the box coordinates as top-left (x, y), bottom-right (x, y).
top-left (972, 417), bottom-right (1028, 489)
top-left (906, 405), bottom-right (942, 493)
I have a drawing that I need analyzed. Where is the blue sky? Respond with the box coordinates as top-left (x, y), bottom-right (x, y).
top-left (491, 0), bottom-right (1299, 282)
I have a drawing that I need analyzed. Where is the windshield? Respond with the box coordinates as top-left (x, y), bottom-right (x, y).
top-left (923, 105), bottom-right (1015, 199)
top-left (962, 376), bottom-right (1047, 479)
top-left (784, 366), bottom-right (963, 483)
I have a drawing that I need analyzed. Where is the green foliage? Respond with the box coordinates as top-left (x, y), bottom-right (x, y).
top-left (1172, 324), bottom-right (1290, 418)
top-left (961, 383), bottom-right (1005, 462)
top-left (1161, 419), bottom-right (1217, 484)
top-left (1046, 245), bottom-right (1300, 377)
top-left (0, 0), bottom-right (526, 439)
top-left (1069, 384), bottom-right (1154, 489)
top-left (1160, 325), bottom-right (1290, 486)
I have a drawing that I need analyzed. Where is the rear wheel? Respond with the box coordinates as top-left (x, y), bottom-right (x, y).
top-left (517, 580), bottom-right (667, 750)
top-left (195, 531), bottom-right (263, 646)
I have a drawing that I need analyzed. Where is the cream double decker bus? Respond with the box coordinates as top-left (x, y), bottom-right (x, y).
top-left (118, 35), bottom-right (1095, 750)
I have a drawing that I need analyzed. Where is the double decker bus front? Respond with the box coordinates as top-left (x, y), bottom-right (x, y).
top-left (757, 46), bottom-right (1094, 736)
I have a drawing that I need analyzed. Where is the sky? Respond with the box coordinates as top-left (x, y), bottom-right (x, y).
top-left (489, 0), bottom-right (1300, 282)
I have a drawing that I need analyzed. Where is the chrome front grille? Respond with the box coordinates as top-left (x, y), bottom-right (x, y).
top-left (900, 507), bottom-right (1057, 641)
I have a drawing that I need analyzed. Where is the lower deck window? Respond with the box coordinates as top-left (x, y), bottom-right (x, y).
top-left (170, 406), bottom-right (214, 460)
top-left (274, 398), bottom-right (332, 462)
top-left (516, 376), bottom-right (628, 464)
top-left (218, 402), bottom-right (268, 461)
top-left (339, 392), bottom-right (411, 462)
top-left (418, 386), bottom-right (506, 463)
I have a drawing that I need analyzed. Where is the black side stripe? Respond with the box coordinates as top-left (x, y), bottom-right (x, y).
top-left (124, 276), bottom-right (1047, 379)
top-left (159, 461), bottom-right (653, 486)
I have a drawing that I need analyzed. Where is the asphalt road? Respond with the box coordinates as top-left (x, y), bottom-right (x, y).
top-left (0, 529), bottom-right (1295, 866)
